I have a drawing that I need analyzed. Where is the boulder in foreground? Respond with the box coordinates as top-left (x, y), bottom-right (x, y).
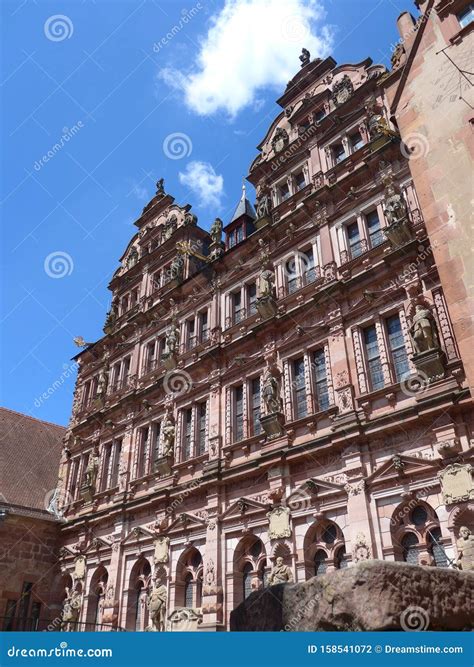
top-left (230, 560), bottom-right (473, 631)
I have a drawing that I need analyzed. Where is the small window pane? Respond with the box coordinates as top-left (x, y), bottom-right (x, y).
top-left (293, 358), bottom-right (307, 419)
top-left (402, 533), bottom-right (419, 565)
top-left (314, 550), bottom-right (327, 575)
top-left (458, 5), bottom-right (474, 28)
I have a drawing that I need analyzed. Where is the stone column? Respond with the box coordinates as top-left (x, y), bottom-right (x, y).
top-left (200, 489), bottom-right (223, 631)
top-left (342, 447), bottom-right (375, 563)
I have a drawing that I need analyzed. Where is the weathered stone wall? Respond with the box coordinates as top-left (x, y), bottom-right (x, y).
top-left (0, 513), bottom-right (62, 623)
top-left (230, 561), bottom-right (474, 631)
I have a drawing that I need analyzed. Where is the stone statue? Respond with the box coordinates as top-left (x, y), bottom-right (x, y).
top-left (456, 526), bottom-right (474, 571)
top-left (299, 48), bottom-right (310, 68)
top-left (258, 267), bottom-right (275, 299)
top-left (165, 322), bottom-right (179, 357)
top-left (210, 217), bottom-right (223, 245)
top-left (104, 298), bottom-right (118, 332)
top-left (383, 181), bottom-right (408, 225)
top-left (262, 367), bottom-right (280, 414)
top-left (127, 247), bottom-right (138, 269)
top-left (61, 587), bottom-right (81, 631)
top-left (256, 193), bottom-right (271, 220)
top-left (96, 368), bottom-right (108, 397)
top-left (268, 557), bottom-right (293, 585)
top-left (409, 304), bottom-right (440, 353)
top-left (147, 581), bottom-right (167, 631)
top-left (156, 178), bottom-right (165, 196)
top-left (169, 255), bottom-right (183, 282)
top-left (161, 414), bottom-right (175, 457)
top-left (84, 449), bottom-right (99, 489)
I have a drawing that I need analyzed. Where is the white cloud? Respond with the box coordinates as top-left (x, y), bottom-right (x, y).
top-left (130, 182), bottom-right (149, 201)
top-left (159, 0), bottom-right (333, 117)
top-left (179, 161), bottom-right (224, 208)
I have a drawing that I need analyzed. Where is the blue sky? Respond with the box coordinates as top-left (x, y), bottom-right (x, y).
top-left (0, 0), bottom-right (411, 425)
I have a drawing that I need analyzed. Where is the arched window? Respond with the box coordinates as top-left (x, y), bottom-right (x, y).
top-left (427, 527), bottom-right (448, 567)
top-left (322, 525), bottom-right (337, 544)
top-left (402, 533), bottom-right (419, 564)
top-left (184, 574), bottom-right (194, 608)
top-left (243, 563), bottom-right (253, 600)
top-left (411, 506), bottom-right (428, 526)
top-left (314, 549), bottom-right (327, 575)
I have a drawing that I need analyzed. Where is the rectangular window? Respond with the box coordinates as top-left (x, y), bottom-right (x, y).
top-left (130, 288), bottom-right (139, 306)
top-left (364, 325), bottom-right (384, 390)
top-left (386, 314), bottom-right (410, 382)
top-left (122, 357), bottom-right (131, 386)
top-left (110, 440), bottom-right (122, 488)
top-left (68, 458), bottom-right (80, 500)
top-left (82, 381), bottom-right (91, 407)
top-left (145, 341), bottom-right (156, 373)
top-left (183, 408), bottom-right (193, 460)
top-left (313, 349), bottom-right (330, 411)
top-left (197, 402), bottom-right (207, 455)
top-left (458, 4), bottom-right (474, 28)
top-left (347, 221), bottom-right (362, 259)
top-left (247, 283), bottom-right (257, 316)
top-left (18, 582), bottom-right (33, 623)
top-left (234, 385), bottom-right (244, 442)
top-left (152, 422), bottom-right (161, 467)
top-left (250, 378), bottom-right (261, 436)
top-left (279, 183), bottom-right (290, 202)
top-left (30, 601), bottom-right (41, 630)
top-left (236, 225), bottom-right (244, 243)
top-left (333, 143), bottom-right (346, 164)
top-left (3, 599), bottom-right (17, 631)
top-left (137, 427), bottom-right (149, 478)
top-left (314, 108), bottom-right (325, 123)
top-left (293, 358), bottom-right (307, 419)
top-left (286, 258), bottom-right (298, 294)
top-left (302, 248), bottom-right (316, 284)
top-left (228, 232), bottom-right (236, 249)
top-left (295, 171), bottom-right (306, 191)
top-left (101, 444), bottom-right (112, 490)
top-left (187, 318), bottom-right (196, 350)
top-left (350, 131), bottom-right (363, 151)
top-left (232, 290), bottom-right (243, 324)
top-left (366, 210), bottom-right (384, 248)
top-left (199, 311), bottom-right (209, 342)
top-left (152, 271), bottom-right (161, 292)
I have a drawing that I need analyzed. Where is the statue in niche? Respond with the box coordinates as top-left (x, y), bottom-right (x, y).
top-left (258, 267), bottom-right (275, 299)
top-left (127, 247), bottom-right (138, 269)
top-left (61, 588), bottom-right (81, 631)
top-left (104, 298), bottom-right (118, 332)
top-left (299, 48), bottom-right (310, 68)
top-left (96, 367), bottom-right (108, 397)
top-left (161, 412), bottom-right (175, 457)
top-left (365, 97), bottom-right (388, 138)
top-left (383, 180), bottom-right (408, 225)
top-left (165, 322), bottom-right (179, 357)
top-left (84, 448), bottom-right (99, 489)
top-left (409, 304), bottom-right (440, 353)
top-left (147, 578), bottom-right (167, 631)
top-left (268, 557), bottom-right (293, 585)
top-left (169, 254), bottom-right (183, 282)
top-left (256, 192), bottom-right (271, 220)
top-left (456, 526), bottom-right (474, 571)
top-left (210, 217), bottom-right (223, 245)
top-left (262, 366), bottom-right (281, 414)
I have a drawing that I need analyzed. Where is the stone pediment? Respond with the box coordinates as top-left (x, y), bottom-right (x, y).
top-left (84, 535), bottom-right (113, 553)
top-left (220, 497), bottom-right (269, 520)
top-left (167, 512), bottom-right (207, 532)
top-left (304, 476), bottom-right (346, 495)
top-left (121, 526), bottom-right (155, 546)
top-left (366, 454), bottom-right (439, 486)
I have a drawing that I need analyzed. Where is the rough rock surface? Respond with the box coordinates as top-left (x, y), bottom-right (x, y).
top-left (230, 560), bottom-right (474, 631)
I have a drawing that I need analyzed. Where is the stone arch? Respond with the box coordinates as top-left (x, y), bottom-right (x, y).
top-left (86, 565), bottom-right (108, 628)
top-left (125, 557), bottom-right (152, 631)
top-left (447, 502), bottom-right (474, 532)
top-left (390, 499), bottom-right (448, 566)
top-left (175, 546), bottom-right (203, 609)
top-left (271, 541), bottom-right (292, 561)
top-left (303, 519), bottom-right (346, 579)
top-left (233, 535), bottom-right (267, 606)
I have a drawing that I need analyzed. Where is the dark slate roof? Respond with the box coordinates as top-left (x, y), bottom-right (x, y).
top-left (0, 407), bottom-right (65, 512)
top-left (229, 186), bottom-right (256, 224)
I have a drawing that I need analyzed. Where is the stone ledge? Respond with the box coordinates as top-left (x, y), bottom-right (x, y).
top-left (230, 560), bottom-right (473, 631)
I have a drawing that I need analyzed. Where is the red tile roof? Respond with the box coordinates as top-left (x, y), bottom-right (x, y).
top-left (0, 407), bottom-right (65, 512)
